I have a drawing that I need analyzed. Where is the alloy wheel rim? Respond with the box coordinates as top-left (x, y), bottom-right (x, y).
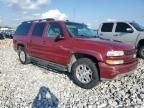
top-left (76, 64), bottom-right (93, 84)
top-left (20, 51), bottom-right (25, 62)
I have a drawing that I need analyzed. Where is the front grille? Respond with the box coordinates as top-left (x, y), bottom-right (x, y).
top-left (124, 49), bottom-right (136, 55)
top-left (124, 49), bottom-right (137, 64)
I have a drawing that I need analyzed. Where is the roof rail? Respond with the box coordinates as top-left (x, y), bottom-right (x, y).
top-left (22, 18), bottom-right (54, 23)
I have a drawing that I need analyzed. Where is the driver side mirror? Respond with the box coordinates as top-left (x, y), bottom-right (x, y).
top-left (126, 28), bottom-right (133, 33)
top-left (55, 33), bottom-right (64, 41)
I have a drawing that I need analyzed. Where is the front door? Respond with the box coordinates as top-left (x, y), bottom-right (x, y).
top-left (42, 22), bottom-right (70, 65)
top-left (112, 22), bottom-right (138, 45)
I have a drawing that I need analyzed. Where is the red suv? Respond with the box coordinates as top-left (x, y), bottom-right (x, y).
top-left (13, 18), bottom-right (138, 89)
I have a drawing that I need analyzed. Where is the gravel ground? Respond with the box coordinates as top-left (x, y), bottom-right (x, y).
top-left (0, 39), bottom-right (13, 48)
top-left (0, 40), bottom-right (144, 108)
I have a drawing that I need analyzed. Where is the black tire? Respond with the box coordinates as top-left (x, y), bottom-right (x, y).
top-left (18, 46), bottom-right (31, 64)
top-left (138, 45), bottom-right (144, 59)
top-left (71, 58), bottom-right (100, 89)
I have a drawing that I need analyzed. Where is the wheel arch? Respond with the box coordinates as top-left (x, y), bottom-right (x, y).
top-left (17, 43), bottom-right (25, 50)
top-left (137, 39), bottom-right (144, 49)
top-left (67, 53), bottom-right (100, 77)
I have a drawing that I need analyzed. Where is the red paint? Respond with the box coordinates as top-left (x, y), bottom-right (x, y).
top-left (13, 20), bottom-right (138, 79)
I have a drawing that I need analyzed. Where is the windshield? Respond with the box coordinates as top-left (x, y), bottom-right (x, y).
top-left (65, 22), bottom-right (97, 38)
top-left (130, 22), bottom-right (144, 31)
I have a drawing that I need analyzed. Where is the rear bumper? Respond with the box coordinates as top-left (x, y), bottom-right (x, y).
top-left (99, 60), bottom-right (138, 80)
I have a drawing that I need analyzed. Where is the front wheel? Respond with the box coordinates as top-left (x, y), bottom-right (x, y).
top-left (18, 47), bottom-right (31, 64)
top-left (71, 58), bottom-right (100, 89)
top-left (138, 45), bottom-right (144, 59)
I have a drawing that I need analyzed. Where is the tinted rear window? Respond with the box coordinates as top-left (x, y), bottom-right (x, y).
top-left (101, 23), bottom-right (114, 32)
top-left (32, 23), bottom-right (46, 37)
top-left (15, 23), bottom-right (32, 36)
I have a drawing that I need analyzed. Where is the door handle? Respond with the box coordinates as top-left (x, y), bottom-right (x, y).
top-left (99, 33), bottom-right (103, 36)
top-left (113, 34), bottom-right (119, 36)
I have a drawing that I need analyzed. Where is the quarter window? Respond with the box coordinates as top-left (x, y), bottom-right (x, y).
top-left (32, 23), bottom-right (46, 37)
top-left (101, 23), bottom-right (114, 32)
top-left (15, 22), bottom-right (32, 36)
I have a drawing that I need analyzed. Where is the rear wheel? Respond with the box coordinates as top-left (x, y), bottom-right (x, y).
top-left (18, 46), bottom-right (31, 64)
top-left (71, 58), bottom-right (100, 89)
top-left (138, 45), bottom-right (144, 59)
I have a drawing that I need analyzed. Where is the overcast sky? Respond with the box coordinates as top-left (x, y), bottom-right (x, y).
top-left (0, 0), bottom-right (144, 29)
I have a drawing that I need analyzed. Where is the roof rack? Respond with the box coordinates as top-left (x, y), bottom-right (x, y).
top-left (22, 18), bottom-right (54, 23)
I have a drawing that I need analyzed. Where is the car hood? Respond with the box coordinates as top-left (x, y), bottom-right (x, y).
top-left (83, 38), bottom-right (135, 51)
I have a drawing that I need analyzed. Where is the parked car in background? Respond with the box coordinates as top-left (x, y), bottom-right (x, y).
top-left (5, 30), bottom-right (15, 38)
top-left (0, 30), bottom-right (4, 40)
top-left (0, 30), bottom-right (15, 39)
top-left (0, 31), bottom-right (4, 40)
top-left (98, 21), bottom-right (144, 58)
top-left (13, 19), bottom-right (138, 89)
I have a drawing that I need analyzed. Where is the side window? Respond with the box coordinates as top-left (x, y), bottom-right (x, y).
top-left (46, 22), bottom-right (63, 38)
top-left (101, 23), bottom-right (114, 32)
top-left (115, 23), bottom-right (132, 33)
top-left (32, 23), bottom-right (46, 37)
top-left (15, 23), bottom-right (32, 36)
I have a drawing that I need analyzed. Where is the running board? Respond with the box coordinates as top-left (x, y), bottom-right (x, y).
top-left (31, 57), bottom-right (68, 72)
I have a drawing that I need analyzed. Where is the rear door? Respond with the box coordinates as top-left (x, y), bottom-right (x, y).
top-left (98, 23), bottom-right (114, 40)
top-left (42, 22), bottom-right (70, 65)
top-left (29, 22), bottom-right (46, 59)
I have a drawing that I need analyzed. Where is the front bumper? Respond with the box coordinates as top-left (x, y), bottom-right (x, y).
top-left (99, 60), bottom-right (138, 80)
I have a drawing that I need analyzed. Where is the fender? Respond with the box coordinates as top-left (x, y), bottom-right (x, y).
top-left (71, 49), bottom-right (104, 61)
top-left (67, 49), bottom-right (104, 72)
top-left (135, 33), bottom-right (142, 47)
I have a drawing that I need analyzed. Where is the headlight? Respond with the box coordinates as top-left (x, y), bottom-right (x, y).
top-left (107, 51), bottom-right (124, 57)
